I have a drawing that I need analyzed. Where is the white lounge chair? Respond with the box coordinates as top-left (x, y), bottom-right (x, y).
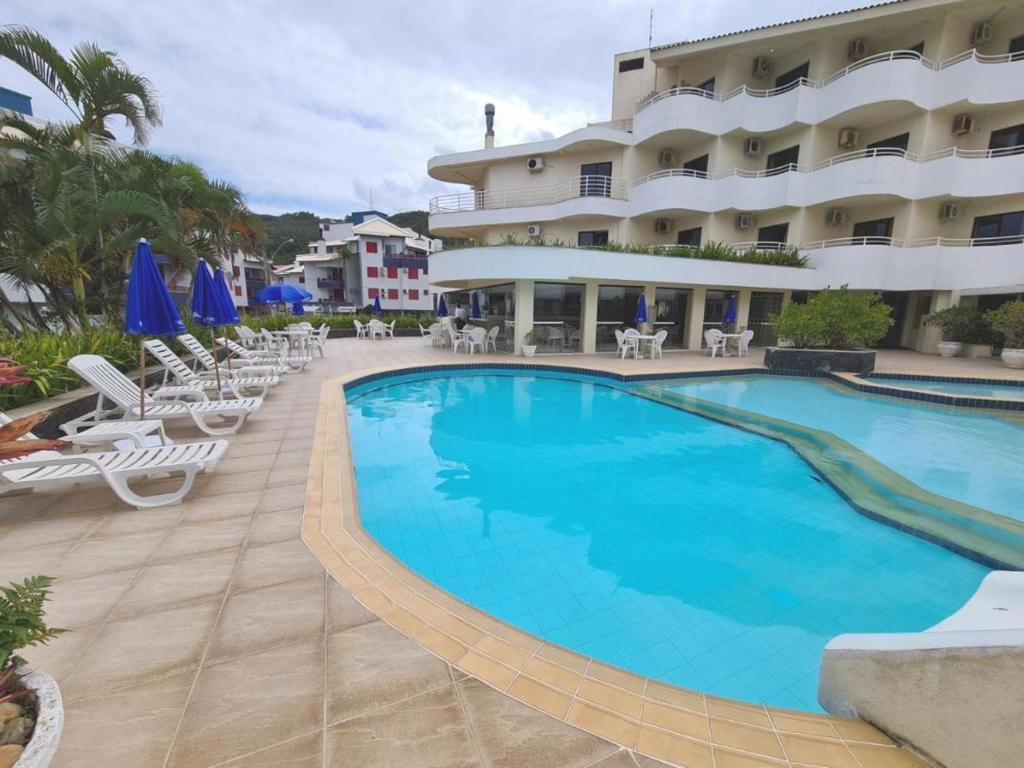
top-left (234, 325), bottom-right (268, 350)
top-left (181, 333), bottom-right (308, 374)
top-left (215, 338), bottom-right (303, 376)
top-left (1, 440), bottom-right (228, 509)
top-left (737, 329), bottom-right (754, 357)
top-left (68, 354), bottom-right (262, 437)
top-left (704, 328), bottom-right (726, 358)
top-left (650, 329), bottom-right (668, 359)
top-left (144, 339), bottom-right (279, 398)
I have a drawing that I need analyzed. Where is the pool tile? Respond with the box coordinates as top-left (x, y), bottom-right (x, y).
top-left (641, 700), bottom-right (709, 740)
top-left (415, 626), bottom-right (469, 662)
top-left (587, 661), bottom-right (647, 694)
top-left (710, 718), bottom-right (786, 759)
top-left (476, 634), bottom-right (533, 667)
top-left (578, 678), bottom-right (645, 720)
top-left (846, 743), bottom-right (931, 767)
top-left (567, 702), bottom-right (639, 748)
top-left (456, 649), bottom-right (518, 691)
top-left (713, 747), bottom-right (790, 767)
top-left (706, 698), bottom-right (773, 728)
top-left (522, 655), bottom-right (583, 694)
top-left (507, 674), bottom-right (573, 719)
top-left (636, 726), bottom-right (714, 768)
top-left (769, 711), bottom-right (838, 738)
top-left (778, 734), bottom-right (859, 768)
top-left (827, 716), bottom-right (894, 745)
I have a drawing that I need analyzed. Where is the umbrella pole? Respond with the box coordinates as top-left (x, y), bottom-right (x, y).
top-left (211, 327), bottom-right (223, 398)
top-left (138, 338), bottom-right (146, 420)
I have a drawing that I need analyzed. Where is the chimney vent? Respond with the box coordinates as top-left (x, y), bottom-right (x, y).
top-left (484, 103), bottom-right (495, 149)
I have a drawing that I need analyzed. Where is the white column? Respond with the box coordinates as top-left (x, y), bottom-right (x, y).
top-left (644, 284), bottom-right (657, 331)
top-left (582, 282), bottom-right (599, 354)
top-left (687, 287), bottom-right (707, 350)
top-left (736, 288), bottom-right (753, 331)
top-left (513, 280), bottom-right (534, 355)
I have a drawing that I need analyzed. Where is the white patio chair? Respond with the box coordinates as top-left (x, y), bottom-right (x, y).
top-left (307, 324), bottom-right (330, 358)
top-left (704, 329), bottom-right (726, 358)
top-left (384, 320), bottom-right (396, 339)
top-left (368, 319), bottom-right (386, 340)
top-left (622, 328), bottom-right (642, 359)
top-left (261, 328), bottom-right (313, 360)
top-left (650, 329), bottom-right (668, 359)
top-left (428, 324), bottom-right (445, 348)
top-left (567, 329), bottom-right (582, 350)
top-left (545, 327), bottom-right (565, 350)
top-left (467, 326), bottom-right (487, 354)
top-left (235, 325), bottom-right (269, 350)
top-left (418, 323), bottom-right (432, 343)
top-left (452, 329), bottom-right (468, 354)
top-left (144, 339), bottom-right (279, 399)
top-left (485, 326), bottom-right (500, 352)
top-left (614, 329), bottom-right (635, 359)
top-left (68, 354), bottom-right (262, 437)
top-left (737, 329), bottom-right (755, 357)
top-left (353, 319), bottom-right (367, 338)
top-left (1, 439), bottom-right (229, 509)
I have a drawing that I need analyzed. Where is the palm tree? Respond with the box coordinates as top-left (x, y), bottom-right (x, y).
top-left (0, 25), bottom-right (161, 145)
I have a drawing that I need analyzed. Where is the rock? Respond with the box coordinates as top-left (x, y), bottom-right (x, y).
top-left (0, 705), bottom-right (21, 726)
top-left (0, 744), bottom-right (22, 768)
top-left (0, 716), bottom-right (32, 746)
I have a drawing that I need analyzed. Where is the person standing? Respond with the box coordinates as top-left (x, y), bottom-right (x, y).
top-left (455, 301), bottom-right (468, 330)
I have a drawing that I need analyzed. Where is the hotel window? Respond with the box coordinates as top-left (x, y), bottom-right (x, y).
top-left (365, 241), bottom-right (378, 253)
top-left (618, 57), bottom-right (643, 72)
top-left (971, 210), bottom-right (1024, 245)
top-left (234, 285), bottom-right (242, 297)
top-left (366, 266), bottom-right (378, 278)
top-left (851, 217), bottom-right (894, 244)
top-left (1010, 34), bottom-right (1024, 60)
top-left (989, 124), bottom-right (1024, 156)
top-left (387, 289), bottom-right (398, 300)
top-left (756, 223), bottom-right (789, 248)
top-left (866, 133), bottom-right (909, 155)
top-left (676, 227), bottom-right (702, 247)
top-left (580, 162), bottom-right (613, 197)
top-left (408, 267), bottom-right (419, 279)
top-left (765, 145), bottom-right (799, 175)
top-left (683, 153), bottom-right (709, 178)
top-left (232, 266), bottom-right (240, 277)
top-left (774, 61), bottom-right (809, 92)
top-left (368, 288), bottom-right (379, 299)
top-left (298, 276), bottom-right (305, 283)
top-left (409, 289), bottom-right (419, 300)
top-left (577, 230), bottom-right (609, 247)
top-left (386, 267), bottom-right (398, 279)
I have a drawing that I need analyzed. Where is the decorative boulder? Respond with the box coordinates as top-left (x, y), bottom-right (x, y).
top-left (764, 347), bottom-right (876, 374)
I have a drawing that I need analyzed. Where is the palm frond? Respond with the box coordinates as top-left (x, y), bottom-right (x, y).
top-left (0, 25), bottom-right (80, 115)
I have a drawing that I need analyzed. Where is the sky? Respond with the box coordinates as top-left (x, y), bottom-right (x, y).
top-left (2, 0), bottom-right (872, 218)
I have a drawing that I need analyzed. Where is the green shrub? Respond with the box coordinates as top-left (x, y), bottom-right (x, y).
top-left (772, 286), bottom-right (893, 349)
top-left (987, 300), bottom-right (1024, 348)
top-left (924, 306), bottom-right (993, 344)
top-left (0, 576), bottom-right (65, 672)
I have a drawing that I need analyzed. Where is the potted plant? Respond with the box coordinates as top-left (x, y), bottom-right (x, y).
top-left (987, 300), bottom-right (1024, 368)
top-left (766, 286), bottom-right (893, 373)
top-left (521, 330), bottom-right (538, 358)
top-left (924, 306), bottom-right (993, 358)
top-left (0, 576), bottom-right (66, 768)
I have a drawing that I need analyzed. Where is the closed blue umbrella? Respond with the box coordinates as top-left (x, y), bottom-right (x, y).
top-left (437, 295), bottom-right (448, 318)
top-left (212, 267), bottom-right (240, 325)
top-left (471, 292), bottom-right (482, 320)
top-left (724, 294), bottom-right (738, 326)
top-left (191, 259), bottom-right (227, 392)
top-left (634, 294), bottom-right (648, 326)
top-left (124, 238), bottom-right (186, 418)
top-left (291, 301), bottom-right (305, 316)
top-left (373, 295), bottom-right (382, 317)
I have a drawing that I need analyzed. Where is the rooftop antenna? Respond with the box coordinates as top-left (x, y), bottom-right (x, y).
top-left (648, 7), bottom-right (654, 48)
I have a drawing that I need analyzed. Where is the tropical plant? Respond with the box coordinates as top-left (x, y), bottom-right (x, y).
top-left (986, 300), bottom-right (1024, 348)
top-left (924, 306), bottom-right (993, 344)
top-left (0, 576), bottom-right (66, 672)
top-left (772, 286), bottom-right (893, 349)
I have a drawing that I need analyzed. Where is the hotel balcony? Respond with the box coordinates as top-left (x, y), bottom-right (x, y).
top-left (317, 277), bottom-right (345, 290)
top-left (247, 277), bottom-right (267, 293)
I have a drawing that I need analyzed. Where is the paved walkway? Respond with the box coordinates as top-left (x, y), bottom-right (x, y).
top-left (3, 340), bottom-right (1007, 766)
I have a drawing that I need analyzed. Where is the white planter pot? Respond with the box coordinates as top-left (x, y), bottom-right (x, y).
top-left (1001, 348), bottom-right (1024, 369)
top-left (521, 346), bottom-right (537, 358)
top-left (962, 343), bottom-right (994, 359)
top-left (13, 669), bottom-right (62, 768)
top-left (936, 341), bottom-right (962, 358)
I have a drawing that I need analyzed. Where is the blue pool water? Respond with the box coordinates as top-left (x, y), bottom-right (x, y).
top-left (346, 370), bottom-right (988, 711)
top-left (660, 376), bottom-right (1024, 522)
top-left (865, 376), bottom-right (1024, 401)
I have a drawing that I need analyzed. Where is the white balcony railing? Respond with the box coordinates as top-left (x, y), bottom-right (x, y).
top-left (636, 47), bottom-right (1020, 112)
top-left (429, 175), bottom-right (626, 214)
top-left (729, 235), bottom-right (1024, 251)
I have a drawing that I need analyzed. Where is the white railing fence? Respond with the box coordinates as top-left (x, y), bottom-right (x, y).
top-left (429, 175), bottom-right (626, 214)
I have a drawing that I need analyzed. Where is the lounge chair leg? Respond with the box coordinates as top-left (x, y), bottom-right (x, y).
top-left (191, 412), bottom-right (247, 436)
top-left (109, 468), bottom-right (199, 509)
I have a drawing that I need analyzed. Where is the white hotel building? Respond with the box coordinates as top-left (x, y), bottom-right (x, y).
top-left (426, 0), bottom-right (1024, 354)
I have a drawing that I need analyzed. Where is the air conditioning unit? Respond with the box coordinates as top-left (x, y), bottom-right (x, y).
top-left (848, 38), bottom-right (869, 61)
top-left (526, 223), bottom-right (543, 237)
top-left (939, 202), bottom-right (962, 222)
top-left (526, 156), bottom-right (545, 172)
top-left (752, 56), bottom-right (773, 79)
top-left (825, 208), bottom-right (850, 227)
top-left (657, 150), bottom-right (678, 168)
top-left (837, 127), bottom-right (860, 150)
top-left (743, 137), bottom-right (762, 157)
top-left (735, 213), bottom-right (756, 231)
top-left (952, 113), bottom-right (975, 136)
top-left (654, 218), bottom-right (672, 234)
top-left (972, 21), bottom-right (993, 46)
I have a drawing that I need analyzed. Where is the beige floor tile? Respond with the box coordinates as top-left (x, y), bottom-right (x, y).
top-left (168, 638), bottom-right (323, 768)
top-left (215, 452), bottom-right (279, 475)
top-left (0, 540), bottom-right (74, 584)
top-left (151, 515), bottom-right (251, 563)
top-left (199, 468), bottom-right (271, 499)
top-left (63, 598), bottom-right (221, 700)
top-left (325, 577), bottom-right (377, 633)
top-left (326, 686), bottom-right (479, 768)
top-left (273, 449), bottom-right (314, 469)
top-left (578, 678), bottom-right (644, 720)
top-left (706, 698), bottom-right (773, 728)
top-left (710, 719), bottom-right (786, 759)
top-left (56, 671), bottom-right (194, 768)
top-left (455, 649), bottom-right (518, 691)
top-left (586, 751), bottom-right (646, 768)
top-left (769, 711), bottom-right (839, 738)
top-left (220, 439), bottom-right (282, 458)
top-left (636, 726), bottom-right (714, 768)
top-left (249, 506), bottom-right (303, 545)
top-left (645, 680), bottom-right (706, 713)
top-left (779, 734), bottom-right (859, 768)
top-left (215, 730), bottom-right (323, 767)
top-left (232, 538), bottom-right (324, 593)
top-left (91, 505), bottom-right (185, 538)
top-left (586, 661), bottom-right (646, 694)
top-left (56, 529), bottom-right (168, 580)
top-left (507, 674), bottom-right (573, 719)
top-left (326, 619), bottom-right (451, 724)
top-left (458, 677), bottom-right (620, 768)
top-left (642, 700), bottom-right (710, 741)
top-left (268, 464), bottom-right (310, 488)
top-left (828, 717), bottom-right (894, 745)
top-left (19, 622), bottom-right (100, 685)
top-left (260, 482), bottom-right (309, 513)
top-left (522, 655), bottom-right (582, 694)
top-left (0, 506), bottom-right (105, 549)
top-left (46, 567), bottom-right (140, 628)
top-left (713, 747), bottom-right (790, 767)
top-left (113, 549), bottom-right (240, 619)
top-left (566, 702), bottom-right (639, 749)
top-left (845, 744), bottom-right (930, 768)
top-left (179, 489), bottom-right (263, 523)
top-left (207, 574), bottom-right (324, 664)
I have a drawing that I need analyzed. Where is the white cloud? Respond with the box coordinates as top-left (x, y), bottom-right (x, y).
top-left (1, 0), bottom-right (868, 217)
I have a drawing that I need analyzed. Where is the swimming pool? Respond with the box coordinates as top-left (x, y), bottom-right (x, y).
top-left (659, 375), bottom-right (1024, 522)
top-left (864, 375), bottom-right (1024, 401)
top-left (346, 369), bottom-right (988, 711)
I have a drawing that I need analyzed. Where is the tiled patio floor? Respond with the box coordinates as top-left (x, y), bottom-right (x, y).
top-left (3, 339), bottom-right (1011, 767)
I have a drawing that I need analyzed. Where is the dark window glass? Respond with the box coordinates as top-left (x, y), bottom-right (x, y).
top-left (756, 223), bottom-right (789, 247)
top-left (577, 230), bottom-right (609, 247)
top-left (1010, 34), bottom-right (1024, 61)
top-left (866, 133), bottom-right (909, 155)
top-left (851, 217), bottom-right (894, 244)
top-left (618, 57), bottom-right (644, 73)
top-left (971, 211), bottom-right (1024, 245)
top-left (580, 162), bottom-right (613, 197)
top-left (774, 61), bottom-right (809, 91)
top-left (676, 227), bottom-right (702, 247)
top-left (910, 41), bottom-right (925, 55)
top-left (697, 77), bottom-right (715, 95)
top-left (765, 145), bottom-right (799, 175)
top-left (989, 124), bottom-right (1024, 156)
top-left (682, 153), bottom-right (709, 178)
